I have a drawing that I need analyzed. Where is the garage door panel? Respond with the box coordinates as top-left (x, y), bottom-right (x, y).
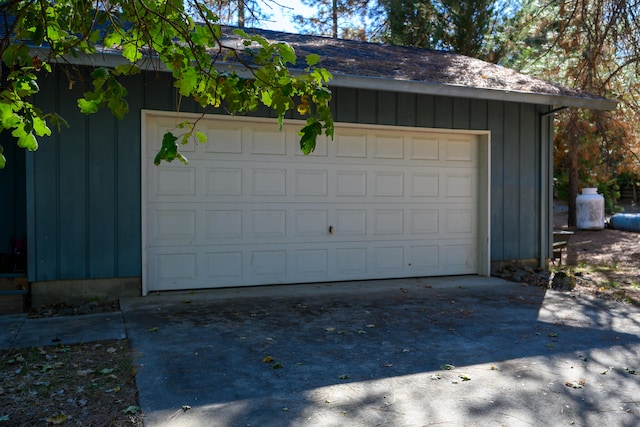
top-left (206, 251), bottom-right (243, 280)
top-left (335, 132), bottom-right (367, 158)
top-left (294, 169), bottom-right (328, 196)
top-left (408, 135), bottom-right (440, 160)
top-left (203, 125), bottom-right (243, 154)
top-left (205, 167), bottom-right (243, 196)
top-left (247, 126), bottom-right (287, 155)
top-left (336, 170), bottom-right (367, 197)
top-left (444, 137), bottom-right (475, 162)
top-left (373, 172), bottom-right (404, 196)
top-left (144, 115), bottom-right (483, 291)
top-left (373, 134), bottom-right (404, 159)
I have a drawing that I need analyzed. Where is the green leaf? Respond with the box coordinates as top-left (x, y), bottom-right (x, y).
top-left (0, 151), bottom-right (5, 169)
top-left (195, 131), bottom-right (207, 144)
top-left (32, 116), bottom-right (51, 137)
top-left (104, 32), bottom-right (123, 48)
top-left (154, 132), bottom-right (188, 165)
top-left (276, 43), bottom-right (297, 64)
top-left (122, 43), bottom-right (142, 62)
top-left (232, 29), bottom-right (249, 38)
top-left (78, 98), bottom-right (101, 115)
top-left (298, 120), bottom-right (322, 155)
top-left (305, 54), bottom-right (321, 67)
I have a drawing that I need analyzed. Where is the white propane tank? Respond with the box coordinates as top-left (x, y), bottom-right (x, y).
top-left (576, 188), bottom-right (605, 230)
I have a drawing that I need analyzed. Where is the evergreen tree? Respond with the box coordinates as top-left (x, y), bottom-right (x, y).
top-left (507, 0), bottom-right (640, 223)
top-left (294, 0), bottom-right (371, 39)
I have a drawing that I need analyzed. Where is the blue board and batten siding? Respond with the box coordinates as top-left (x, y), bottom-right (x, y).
top-left (25, 67), bottom-right (551, 283)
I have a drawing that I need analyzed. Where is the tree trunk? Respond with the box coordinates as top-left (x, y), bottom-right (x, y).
top-left (238, 0), bottom-right (244, 27)
top-left (332, 0), bottom-right (338, 38)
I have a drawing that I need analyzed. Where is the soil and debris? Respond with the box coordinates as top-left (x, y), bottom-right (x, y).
top-left (0, 340), bottom-right (142, 426)
top-left (28, 300), bottom-right (120, 319)
top-left (497, 200), bottom-right (640, 305)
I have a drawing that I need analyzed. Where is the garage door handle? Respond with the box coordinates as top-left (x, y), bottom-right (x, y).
top-left (328, 226), bottom-right (334, 235)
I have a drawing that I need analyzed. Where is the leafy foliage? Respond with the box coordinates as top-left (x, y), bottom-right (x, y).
top-left (0, 0), bottom-right (334, 168)
top-left (506, 0), bottom-right (640, 223)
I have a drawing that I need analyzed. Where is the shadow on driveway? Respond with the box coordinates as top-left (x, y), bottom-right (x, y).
top-left (121, 276), bottom-right (640, 426)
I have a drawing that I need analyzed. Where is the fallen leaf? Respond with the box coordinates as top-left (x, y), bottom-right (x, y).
top-left (182, 405), bottom-right (191, 411)
top-left (430, 374), bottom-right (442, 380)
top-left (99, 368), bottom-right (114, 375)
top-left (271, 362), bottom-right (285, 369)
top-left (458, 374), bottom-right (471, 381)
top-left (366, 324), bottom-right (375, 328)
top-left (441, 364), bottom-right (455, 370)
top-left (263, 356), bottom-right (275, 363)
top-left (122, 406), bottom-right (139, 414)
top-left (338, 374), bottom-right (349, 380)
top-left (324, 327), bottom-right (336, 332)
top-left (46, 413), bottom-right (68, 424)
top-left (548, 332), bottom-right (558, 338)
top-left (148, 327), bottom-right (159, 333)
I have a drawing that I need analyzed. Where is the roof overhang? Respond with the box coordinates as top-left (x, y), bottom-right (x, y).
top-left (37, 47), bottom-right (618, 112)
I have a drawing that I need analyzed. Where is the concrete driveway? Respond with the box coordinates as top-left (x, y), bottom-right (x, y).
top-left (120, 276), bottom-right (640, 426)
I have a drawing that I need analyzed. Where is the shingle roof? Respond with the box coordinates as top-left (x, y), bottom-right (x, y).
top-left (224, 27), bottom-right (616, 111)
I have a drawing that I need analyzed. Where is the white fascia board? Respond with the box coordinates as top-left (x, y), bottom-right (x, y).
top-left (37, 48), bottom-right (618, 112)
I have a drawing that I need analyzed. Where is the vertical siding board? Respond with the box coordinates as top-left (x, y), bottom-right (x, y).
top-left (116, 73), bottom-right (145, 277)
top-left (87, 110), bottom-right (117, 278)
top-left (434, 96), bottom-right (454, 128)
top-left (488, 100), bottom-right (504, 261)
top-left (469, 99), bottom-right (488, 130)
top-left (335, 87), bottom-right (357, 122)
top-left (416, 94), bottom-right (435, 128)
top-left (377, 91), bottom-right (397, 125)
top-left (452, 98), bottom-right (470, 129)
top-left (502, 102), bottom-right (521, 259)
top-left (357, 89), bottom-right (377, 123)
top-left (57, 69), bottom-right (89, 279)
top-left (30, 72), bottom-right (60, 280)
top-left (144, 73), bottom-right (173, 111)
top-left (397, 92), bottom-right (417, 127)
top-left (519, 104), bottom-right (539, 259)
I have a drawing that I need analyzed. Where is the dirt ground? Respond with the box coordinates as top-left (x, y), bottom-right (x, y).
top-left (0, 340), bottom-right (143, 426)
top-left (553, 200), bottom-right (640, 305)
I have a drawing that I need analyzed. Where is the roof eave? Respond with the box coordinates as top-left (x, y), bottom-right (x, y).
top-left (37, 48), bottom-right (618, 112)
top-left (329, 74), bottom-right (619, 111)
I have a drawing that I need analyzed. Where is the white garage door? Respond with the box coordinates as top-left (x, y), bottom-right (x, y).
top-left (142, 112), bottom-right (489, 293)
